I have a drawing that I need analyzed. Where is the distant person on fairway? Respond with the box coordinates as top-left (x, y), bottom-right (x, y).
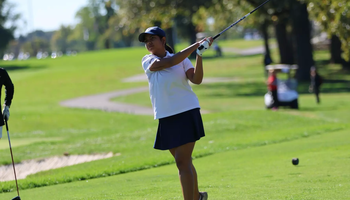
top-left (267, 68), bottom-right (279, 110)
top-left (0, 68), bottom-right (14, 139)
top-left (139, 26), bottom-right (212, 200)
top-left (309, 66), bottom-right (322, 104)
top-left (213, 43), bottom-right (222, 57)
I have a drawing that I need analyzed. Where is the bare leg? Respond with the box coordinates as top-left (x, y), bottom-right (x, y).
top-left (192, 164), bottom-right (200, 200)
top-left (170, 142), bottom-right (199, 200)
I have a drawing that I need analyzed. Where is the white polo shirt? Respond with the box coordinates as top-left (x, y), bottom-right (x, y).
top-left (141, 51), bottom-right (200, 119)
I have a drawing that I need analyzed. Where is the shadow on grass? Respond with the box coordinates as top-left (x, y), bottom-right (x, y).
top-left (200, 82), bottom-right (267, 98)
top-left (200, 78), bottom-right (350, 98)
top-left (0, 65), bottom-right (46, 71)
top-left (298, 106), bottom-right (343, 112)
top-left (297, 79), bottom-right (350, 94)
top-left (315, 59), bottom-right (330, 66)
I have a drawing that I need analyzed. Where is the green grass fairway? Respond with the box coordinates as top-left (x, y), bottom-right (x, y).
top-left (1, 128), bottom-right (349, 200)
top-left (0, 39), bottom-right (349, 199)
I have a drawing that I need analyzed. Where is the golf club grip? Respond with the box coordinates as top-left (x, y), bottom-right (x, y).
top-left (212, 0), bottom-right (271, 41)
top-left (213, 34), bottom-right (221, 40)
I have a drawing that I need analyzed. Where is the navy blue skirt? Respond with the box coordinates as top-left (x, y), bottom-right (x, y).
top-left (154, 108), bottom-right (205, 150)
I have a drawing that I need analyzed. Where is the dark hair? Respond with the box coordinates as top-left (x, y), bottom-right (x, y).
top-left (147, 35), bottom-right (174, 53)
top-left (165, 43), bottom-right (174, 54)
top-left (157, 35), bottom-right (174, 53)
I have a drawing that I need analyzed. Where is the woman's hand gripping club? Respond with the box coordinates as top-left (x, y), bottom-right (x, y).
top-left (196, 37), bottom-right (213, 56)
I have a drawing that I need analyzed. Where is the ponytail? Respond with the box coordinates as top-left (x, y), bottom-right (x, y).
top-left (159, 35), bottom-right (174, 53)
top-left (165, 43), bottom-right (174, 54)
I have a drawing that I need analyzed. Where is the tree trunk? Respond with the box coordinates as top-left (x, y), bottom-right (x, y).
top-left (330, 35), bottom-right (350, 69)
top-left (86, 41), bottom-right (95, 51)
top-left (261, 20), bottom-right (272, 62)
top-left (31, 41), bottom-right (38, 56)
top-left (292, 3), bottom-right (315, 81)
top-left (122, 34), bottom-right (133, 47)
top-left (261, 19), bottom-right (272, 77)
top-left (274, 19), bottom-right (294, 64)
top-left (330, 34), bottom-right (343, 64)
top-left (188, 21), bottom-right (197, 59)
top-left (343, 52), bottom-right (350, 69)
top-left (0, 28), bottom-right (14, 53)
top-left (104, 39), bottom-right (110, 49)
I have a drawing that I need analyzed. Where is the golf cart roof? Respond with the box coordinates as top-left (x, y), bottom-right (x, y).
top-left (266, 64), bottom-right (298, 73)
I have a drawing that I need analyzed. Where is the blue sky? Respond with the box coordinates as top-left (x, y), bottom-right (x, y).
top-left (9, 0), bottom-right (88, 36)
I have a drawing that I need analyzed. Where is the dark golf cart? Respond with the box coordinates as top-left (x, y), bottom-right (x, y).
top-left (264, 64), bottom-right (299, 109)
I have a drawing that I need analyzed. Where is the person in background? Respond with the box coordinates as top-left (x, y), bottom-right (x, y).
top-left (267, 68), bottom-right (278, 110)
top-left (213, 43), bottom-right (222, 57)
top-left (309, 66), bottom-right (322, 104)
top-left (0, 68), bottom-right (14, 139)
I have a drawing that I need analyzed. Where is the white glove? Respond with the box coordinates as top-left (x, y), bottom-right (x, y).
top-left (196, 38), bottom-right (210, 56)
top-left (3, 105), bottom-right (10, 121)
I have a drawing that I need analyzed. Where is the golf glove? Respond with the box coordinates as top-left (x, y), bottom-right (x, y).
top-left (196, 38), bottom-right (210, 56)
top-left (3, 105), bottom-right (9, 121)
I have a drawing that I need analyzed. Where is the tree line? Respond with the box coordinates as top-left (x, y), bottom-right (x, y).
top-left (0, 0), bottom-right (349, 80)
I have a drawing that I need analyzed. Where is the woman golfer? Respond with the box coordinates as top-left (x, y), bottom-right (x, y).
top-left (139, 26), bottom-right (212, 200)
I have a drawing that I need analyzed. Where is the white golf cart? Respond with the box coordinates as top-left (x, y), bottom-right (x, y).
top-left (265, 64), bottom-right (299, 109)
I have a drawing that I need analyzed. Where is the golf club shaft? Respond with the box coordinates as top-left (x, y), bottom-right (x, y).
top-left (213, 0), bottom-right (271, 40)
top-left (5, 119), bottom-right (20, 197)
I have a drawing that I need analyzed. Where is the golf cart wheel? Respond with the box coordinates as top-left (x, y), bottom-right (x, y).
top-left (290, 99), bottom-right (299, 109)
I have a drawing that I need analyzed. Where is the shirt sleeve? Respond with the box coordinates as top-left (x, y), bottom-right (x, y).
top-left (1, 69), bottom-right (14, 107)
top-left (268, 76), bottom-right (276, 86)
top-left (182, 58), bottom-right (194, 72)
top-left (142, 55), bottom-right (158, 74)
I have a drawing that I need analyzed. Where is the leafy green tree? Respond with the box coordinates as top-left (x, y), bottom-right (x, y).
top-left (116, 0), bottom-right (215, 54)
top-left (239, 0), bottom-right (315, 81)
top-left (103, 0), bottom-right (115, 48)
top-left (0, 0), bottom-right (20, 54)
top-left (306, 0), bottom-right (350, 68)
top-left (72, 1), bottom-right (116, 50)
top-left (64, 23), bottom-right (88, 52)
top-left (74, 6), bottom-right (99, 50)
top-left (116, 0), bottom-right (178, 50)
top-left (51, 25), bottom-right (74, 53)
top-left (87, 0), bottom-right (116, 49)
top-left (205, 1), bottom-right (276, 66)
top-left (103, 13), bottom-right (138, 47)
top-left (21, 38), bottom-right (50, 56)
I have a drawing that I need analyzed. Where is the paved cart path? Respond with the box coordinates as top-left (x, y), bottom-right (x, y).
top-left (60, 76), bottom-right (239, 115)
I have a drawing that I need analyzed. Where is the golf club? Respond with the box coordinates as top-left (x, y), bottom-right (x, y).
top-left (5, 118), bottom-right (21, 200)
top-left (197, 0), bottom-right (271, 52)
